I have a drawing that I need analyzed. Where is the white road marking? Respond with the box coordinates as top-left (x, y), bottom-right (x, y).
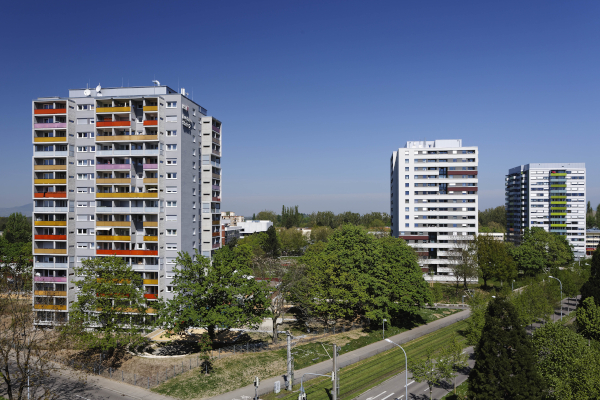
top-left (381, 393), bottom-right (395, 400)
top-left (405, 380), bottom-right (414, 387)
top-left (369, 391), bottom-right (387, 400)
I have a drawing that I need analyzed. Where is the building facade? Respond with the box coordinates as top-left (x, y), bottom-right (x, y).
top-left (390, 140), bottom-right (478, 280)
top-left (32, 85), bottom-right (222, 324)
top-left (505, 163), bottom-right (586, 259)
top-left (586, 228), bottom-right (599, 257)
top-left (237, 220), bottom-right (273, 238)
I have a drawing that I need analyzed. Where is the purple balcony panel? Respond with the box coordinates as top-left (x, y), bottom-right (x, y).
top-left (96, 164), bottom-right (131, 170)
top-left (143, 164), bottom-right (158, 169)
top-left (212, 185), bottom-right (221, 190)
top-left (212, 125), bottom-right (220, 133)
top-left (34, 123), bottom-right (67, 129)
top-left (34, 276), bottom-right (67, 282)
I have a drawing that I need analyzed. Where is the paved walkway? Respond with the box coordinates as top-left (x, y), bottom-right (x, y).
top-left (209, 309), bottom-right (471, 400)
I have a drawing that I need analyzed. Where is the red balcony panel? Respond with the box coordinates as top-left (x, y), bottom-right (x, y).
top-left (35, 235), bottom-right (67, 240)
top-left (34, 109), bottom-right (67, 115)
top-left (96, 249), bottom-right (158, 256)
top-left (34, 192), bottom-right (67, 198)
top-left (447, 187), bottom-right (478, 192)
top-left (398, 235), bottom-right (429, 240)
top-left (143, 120), bottom-right (158, 126)
top-left (415, 252), bottom-right (429, 256)
top-left (97, 121), bottom-right (132, 127)
top-left (144, 294), bottom-right (158, 300)
top-left (447, 171), bottom-right (478, 176)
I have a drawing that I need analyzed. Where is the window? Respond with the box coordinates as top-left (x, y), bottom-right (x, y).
top-left (166, 102), bottom-right (177, 108)
top-left (405, 159), bottom-right (409, 163)
top-left (405, 191), bottom-right (409, 195)
top-left (405, 175), bottom-right (409, 179)
top-left (77, 202), bottom-right (87, 207)
top-left (77, 187), bottom-right (88, 193)
top-left (77, 118), bottom-right (90, 125)
top-left (166, 229), bottom-right (177, 236)
top-left (192, 188), bottom-right (196, 196)
top-left (166, 215), bottom-right (177, 221)
top-left (77, 243), bottom-right (88, 248)
top-left (77, 229), bottom-right (87, 235)
top-left (405, 207), bottom-right (409, 211)
top-left (405, 223), bottom-right (409, 227)
top-left (166, 173), bottom-right (177, 179)
top-left (167, 201), bottom-right (177, 207)
top-left (166, 186), bottom-right (177, 193)
top-left (405, 167), bottom-right (409, 171)
top-left (193, 202), bottom-right (196, 209)
top-left (166, 130), bottom-right (177, 136)
top-left (166, 286), bottom-right (173, 292)
top-left (192, 162), bottom-right (196, 169)
top-left (77, 104), bottom-right (94, 110)
top-left (77, 159), bottom-right (88, 166)
top-left (166, 144), bottom-right (177, 151)
top-left (405, 183), bottom-right (409, 187)
top-left (405, 216), bottom-right (409, 219)
top-left (166, 116), bottom-right (177, 122)
top-left (77, 146), bottom-right (88, 152)
top-left (77, 174), bottom-right (87, 180)
top-left (166, 243), bottom-right (178, 250)
top-left (193, 228), bottom-right (196, 235)
top-left (166, 158), bottom-right (177, 165)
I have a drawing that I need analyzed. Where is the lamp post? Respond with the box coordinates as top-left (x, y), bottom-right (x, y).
top-left (385, 339), bottom-right (407, 400)
top-left (382, 318), bottom-right (387, 339)
top-left (548, 276), bottom-right (563, 321)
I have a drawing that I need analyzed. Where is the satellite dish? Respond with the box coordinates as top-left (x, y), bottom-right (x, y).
top-left (84, 89), bottom-right (91, 96)
top-left (96, 84), bottom-right (102, 92)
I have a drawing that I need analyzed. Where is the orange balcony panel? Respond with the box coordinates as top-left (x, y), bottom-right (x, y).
top-left (143, 120), bottom-right (158, 126)
top-left (34, 109), bottom-right (66, 115)
top-left (35, 235), bottom-right (67, 240)
top-left (34, 304), bottom-right (67, 311)
top-left (144, 294), bottom-right (158, 300)
top-left (34, 137), bottom-right (67, 143)
top-left (96, 221), bottom-right (130, 227)
top-left (97, 121), bottom-right (132, 127)
top-left (34, 192), bottom-right (67, 198)
top-left (34, 291), bottom-right (67, 297)
top-left (212, 232), bottom-right (220, 237)
top-left (34, 249), bottom-right (67, 255)
top-left (96, 249), bottom-right (158, 256)
top-left (142, 221), bottom-right (158, 227)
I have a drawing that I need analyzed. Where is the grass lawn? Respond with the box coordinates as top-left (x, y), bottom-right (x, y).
top-left (152, 309), bottom-right (463, 400)
top-left (441, 379), bottom-right (468, 399)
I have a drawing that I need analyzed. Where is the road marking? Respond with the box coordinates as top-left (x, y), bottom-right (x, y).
top-left (381, 393), bottom-right (395, 400)
top-left (367, 391), bottom-right (387, 400)
top-left (405, 380), bottom-right (414, 387)
top-left (75, 396), bottom-right (90, 400)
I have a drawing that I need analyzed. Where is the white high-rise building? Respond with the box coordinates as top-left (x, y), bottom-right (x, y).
top-left (390, 140), bottom-right (478, 280)
top-left (506, 163), bottom-right (586, 259)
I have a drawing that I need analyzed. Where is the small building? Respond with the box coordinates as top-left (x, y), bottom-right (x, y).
top-left (478, 232), bottom-right (504, 241)
top-left (221, 211), bottom-right (245, 226)
top-left (238, 220), bottom-right (273, 238)
top-left (224, 225), bottom-right (242, 244)
top-left (586, 228), bottom-right (600, 257)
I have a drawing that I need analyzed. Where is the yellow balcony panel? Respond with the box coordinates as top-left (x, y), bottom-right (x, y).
top-left (96, 221), bottom-right (130, 227)
top-left (144, 178), bottom-right (158, 184)
top-left (34, 179), bottom-right (66, 184)
top-left (551, 201), bottom-right (567, 204)
top-left (34, 291), bottom-right (67, 297)
top-left (96, 135), bottom-right (158, 142)
top-left (143, 106), bottom-right (158, 112)
top-left (96, 235), bottom-right (131, 241)
top-left (96, 106), bottom-right (131, 113)
top-left (550, 184), bottom-right (566, 188)
top-left (34, 249), bottom-right (67, 255)
top-left (143, 221), bottom-right (158, 227)
top-left (96, 193), bottom-right (158, 198)
top-left (34, 137), bottom-right (67, 143)
top-left (34, 165), bottom-right (67, 171)
top-left (143, 279), bottom-right (158, 285)
top-left (97, 178), bottom-right (132, 184)
top-left (34, 304), bottom-right (67, 311)
top-left (551, 224), bottom-right (567, 227)
top-left (551, 213), bottom-right (566, 216)
top-left (551, 173), bottom-right (567, 176)
top-left (35, 221), bottom-right (67, 227)
top-left (143, 236), bottom-right (158, 242)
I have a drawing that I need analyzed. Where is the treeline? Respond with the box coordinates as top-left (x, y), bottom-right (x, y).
top-left (586, 201), bottom-right (600, 229)
top-left (0, 213), bottom-right (32, 289)
top-left (478, 205), bottom-right (506, 233)
top-left (252, 205), bottom-right (391, 229)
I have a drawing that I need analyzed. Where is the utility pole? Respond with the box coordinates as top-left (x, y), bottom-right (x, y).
top-left (287, 332), bottom-right (294, 391)
top-left (332, 344), bottom-right (338, 400)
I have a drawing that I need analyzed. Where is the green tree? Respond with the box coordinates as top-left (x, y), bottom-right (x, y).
top-left (238, 232), bottom-right (267, 258)
top-left (3, 213), bottom-right (30, 244)
top-left (262, 225), bottom-right (281, 258)
top-left (278, 228), bottom-right (308, 256)
top-left (157, 246), bottom-right (270, 341)
top-left (255, 210), bottom-right (277, 223)
top-left (450, 239), bottom-right (479, 289)
top-left (310, 226), bottom-right (333, 243)
top-left (468, 297), bottom-right (544, 399)
top-left (63, 256), bottom-right (150, 355)
top-left (596, 204), bottom-right (600, 231)
top-left (441, 336), bottom-right (469, 393)
top-left (511, 281), bottom-right (555, 328)
top-left (465, 291), bottom-right (488, 346)
top-left (478, 206), bottom-right (506, 229)
top-left (0, 238), bottom-right (33, 291)
top-left (281, 205), bottom-right (302, 228)
top-left (591, 244), bottom-right (600, 278)
top-left (409, 348), bottom-right (453, 400)
top-left (577, 297), bottom-right (600, 343)
top-left (532, 322), bottom-right (600, 400)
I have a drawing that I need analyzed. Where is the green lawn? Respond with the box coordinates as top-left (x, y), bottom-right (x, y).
top-left (441, 380), bottom-right (468, 399)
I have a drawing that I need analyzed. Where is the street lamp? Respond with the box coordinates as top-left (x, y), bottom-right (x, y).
top-left (548, 276), bottom-right (563, 321)
top-left (383, 318), bottom-right (387, 339)
top-left (385, 339), bottom-right (407, 400)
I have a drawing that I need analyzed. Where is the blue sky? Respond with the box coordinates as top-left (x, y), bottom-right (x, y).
top-left (1, 0), bottom-right (599, 216)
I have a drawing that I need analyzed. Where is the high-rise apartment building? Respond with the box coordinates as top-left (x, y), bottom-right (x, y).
top-left (390, 140), bottom-right (478, 279)
top-left (32, 85), bottom-right (222, 324)
top-left (505, 163), bottom-right (586, 259)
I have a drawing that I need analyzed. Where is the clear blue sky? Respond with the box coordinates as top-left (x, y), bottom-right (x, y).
top-left (1, 1), bottom-right (599, 216)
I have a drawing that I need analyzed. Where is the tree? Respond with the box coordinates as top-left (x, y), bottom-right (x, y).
top-left (281, 205), bottom-right (302, 229)
top-left (278, 228), bottom-right (308, 256)
top-left (238, 232), bottom-right (267, 258)
top-left (577, 297), bottom-right (600, 343)
top-left (0, 270), bottom-right (66, 400)
top-left (511, 281), bottom-right (555, 328)
top-left (409, 348), bottom-right (453, 400)
top-left (596, 204), bottom-right (600, 231)
top-left (0, 238), bottom-right (33, 292)
top-left (477, 236), bottom-right (516, 287)
top-left (310, 226), bottom-right (333, 243)
top-left (262, 226), bottom-right (281, 258)
top-left (468, 297), bottom-right (544, 399)
top-left (591, 244), bottom-right (600, 278)
top-left (3, 213), bottom-right (30, 244)
top-left (478, 206), bottom-right (506, 230)
top-left (157, 246), bottom-right (270, 341)
top-left (465, 291), bottom-right (488, 346)
top-left (63, 256), bottom-right (151, 355)
top-left (449, 239), bottom-right (479, 289)
top-left (441, 336), bottom-right (469, 393)
top-left (252, 257), bottom-right (306, 343)
top-left (255, 210), bottom-right (277, 223)
top-left (532, 322), bottom-right (600, 399)
top-left (511, 228), bottom-right (571, 276)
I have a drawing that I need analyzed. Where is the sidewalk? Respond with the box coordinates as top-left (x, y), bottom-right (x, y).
top-left (209, 309), bottom-right (471, 400)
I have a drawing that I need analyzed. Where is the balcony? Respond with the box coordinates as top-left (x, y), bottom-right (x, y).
top-left (143, 221), bottom-right (158, 227)
top-left (212, 173), bottom-right (221, 179)
top-left (96, 206), bottom-right (158, 213)
top-left (144, 294), bottom-right (158, 300)
top-left (212, 150), bottom-right (221, 156)
top-left (34, 235), bottom-right (67, 240)
top-left (34, 137), bottom-right (67, 143)
top-left (96, 178), bottom-right (131, 184)
top-left (447, 186), bottom-right (478, 192)
top-left (143, 164), bottom-right (158, 169)
top-left (34, 291), bottom-right (67, 297)
top-left (34, 276), bottom-right (67, 283)
top-left (96, 249), bottom-right (158, 256)
top-left (34, 179), bottom-right (66, 185)
top-left (212, 232), bottom-right (220, 237)
top-left (34, 192), bottom-right (67, 198)
top-left (96, 235), bottom-right (131, 241)
top-left (34, 108), bottom-right (66, 115)
top-left (143, 236), bottom-right (158, 241)
top-left (212, 243), bottom-right (221, 249)
top-left (96, 106), bottom-right (130, 113)
top-left (143, 120), bottom-right (158, 126)
top-left (34, 249), bottom-right (67, 255)
top-left (96, 135), bottom-right (157, 141)
top-left (34, 221), bottom-right (67, 227)
top-left (143, 279), bottom-right (158, 285)
top-left (34, 262), bottom-right (68, 269)
top-left (96, 193), bottom-right (158, 198)
top-left (143, 106), bottom-right (158, 112)
top-left (33, 150), bottom-right (68, 157)
top-left (96, 164), bottom-right (131, 170)
top-left (212, 185), bottom-right (221, 190)
top-left (34, 123), bottom-right (67, 129)
top-left (34, 206), bottom-right (68, 212)
top-left (212, 220), bottom-right (220, 225)
top-left (97, 121), bottom-right (131, 128)
top-left (34, 304), bottom-right (67, 311)
top-left (212, 137), bottom-right (220, 145)
top-left (97, 149), bottom-right (159, 156)
top-left (144, 178), bottom-right (158, 184)
top-left (212, 197), bottom-right (221, 202)
top-left (34, 165), bottom-right (67, 171)
top-left (212, 125), bottom-right (220, 133)
top-left (96, 221), bottom-right (130, 227)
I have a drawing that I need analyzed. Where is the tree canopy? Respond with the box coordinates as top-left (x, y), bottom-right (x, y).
top-left (511, 228), bottom-right (573, 276)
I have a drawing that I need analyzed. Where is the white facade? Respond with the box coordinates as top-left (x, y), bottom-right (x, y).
top-left (506, 163), bottom-right (586, 260)
top-left (237, 220), bottom-right (273, 238)
top-left (391, 140), bottom-right (478, 279)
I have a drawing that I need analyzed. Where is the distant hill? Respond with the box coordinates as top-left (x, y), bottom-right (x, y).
top-left (0, 203), bottom-right (33, 217)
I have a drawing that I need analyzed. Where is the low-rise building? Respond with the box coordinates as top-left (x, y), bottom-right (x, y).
top-left (221, 211), bottom-right (245, 226)
top-left (586, 228), bottom-right (600, 257)
top-left (238, 220), bottom-right (273, 238)
top-left (224, 225), bottom-right (242, 244)
top-left (478, 232), bottom-right (504, 241)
